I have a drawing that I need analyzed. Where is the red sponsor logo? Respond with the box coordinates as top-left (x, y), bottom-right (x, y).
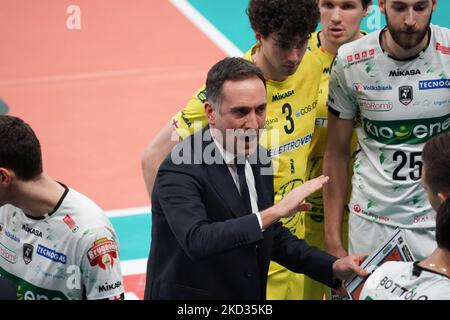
top-left (171, 118), bottom-right (179, 129)
top-left (87, 237), bottom-right (118, 270)
top-left (63, 214), bottom-right (79, 233)
top-left (348, 49), bottom-right (376, 64)
top-left (436, 42), bottom-right (450, 55)
top-left (63, 215), bottom-right (76, 229)
top-left (353, 204), bottom-right (362, 213)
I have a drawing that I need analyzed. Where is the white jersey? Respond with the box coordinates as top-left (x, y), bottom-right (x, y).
top-left (0, 184), bottom-right (124, 300)
top-left (328, 24), bottom-right (450, 228)
top-left (360, 261), bottom-right (450, 300)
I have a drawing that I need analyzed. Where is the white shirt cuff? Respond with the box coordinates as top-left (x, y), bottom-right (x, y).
top-left (254, 211), bottom-right (263, 230)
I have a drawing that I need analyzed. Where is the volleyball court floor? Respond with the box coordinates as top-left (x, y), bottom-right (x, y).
top-left (1, 0), bottom-right (448, 299)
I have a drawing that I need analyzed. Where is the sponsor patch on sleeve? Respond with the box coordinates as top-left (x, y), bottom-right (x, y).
top-left (87, 237), bottom-right (118, 271)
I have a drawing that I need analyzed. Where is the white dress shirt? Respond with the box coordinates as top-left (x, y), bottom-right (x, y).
top-left (213, 138), bottom-right (263, 229)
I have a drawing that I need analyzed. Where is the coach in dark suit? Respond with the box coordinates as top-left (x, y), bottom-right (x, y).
top-left (144, 58), bottom-right (366, 300)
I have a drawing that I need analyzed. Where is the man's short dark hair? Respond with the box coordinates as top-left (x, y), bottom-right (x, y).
top-left (436, 198), bottom-right (450, 251)
top-left (206, 57), bottom-right (266, 109)
top-left (0, 115), bottom-right (43, 180)
top-left (247, 0), bottom-right (320, 48)
top-left (422, 132), bottom-right (450, 195)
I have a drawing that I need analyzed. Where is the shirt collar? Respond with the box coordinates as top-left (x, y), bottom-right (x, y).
top-left (212, 137), bottom-right (237, 165)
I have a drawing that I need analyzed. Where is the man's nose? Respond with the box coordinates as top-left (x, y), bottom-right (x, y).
top-left (404, 8), bottom-right (417, 28)
top-left (245, 111), bottom-right (259, 129)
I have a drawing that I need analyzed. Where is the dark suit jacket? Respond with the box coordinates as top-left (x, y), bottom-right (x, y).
top-left (144, 128), bottom-right (339, 300)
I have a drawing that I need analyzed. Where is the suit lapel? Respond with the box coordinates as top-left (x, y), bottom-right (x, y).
top-left (201, 128), bottom-right (249, 218)
top-left (206, 163), bottom-right (249, 218)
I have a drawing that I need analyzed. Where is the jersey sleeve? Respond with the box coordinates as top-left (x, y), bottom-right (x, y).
top-left (80, 226), bottom-right (125, 300)
top-left (171, 85), bottom-right (209, 139)
top-left (327, 54), bottom-right (357, 119)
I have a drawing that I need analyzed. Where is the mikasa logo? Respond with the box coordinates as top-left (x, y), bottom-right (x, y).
top-left (389, 69), bottom-right (421, 77)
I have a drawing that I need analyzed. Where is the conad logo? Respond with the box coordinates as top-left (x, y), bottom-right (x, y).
top-left (363, 114), bottom-right (450, 145)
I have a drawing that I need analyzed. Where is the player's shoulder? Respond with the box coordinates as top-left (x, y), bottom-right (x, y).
top-left (302, 49), bottom-right (322, 68)
top-left (58, 187), bottom-right (110, 229)
top-left (372, 261), bottom-right (413, 279)
top-left (335, 30), bottom-right (380, 67)
top-left (308, 32), bottom-right (320, 52)
top-left (0, 204), bottom-right (16, 215)
top-left (431, 24), bottom-right (450, 42)
top-left (430, 24), bottom-right (450, 53)
top-left (291, 50), bottom-right (322, 83)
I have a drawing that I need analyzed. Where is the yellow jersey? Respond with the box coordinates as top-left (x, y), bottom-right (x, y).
top-left (306, 32), bottom-right (358, 215)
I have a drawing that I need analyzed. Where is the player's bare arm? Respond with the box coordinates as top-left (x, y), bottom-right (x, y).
top-left (323, 112), bottom-right (354, 258)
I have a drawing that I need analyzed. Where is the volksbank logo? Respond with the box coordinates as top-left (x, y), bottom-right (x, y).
top-left (353, 83), bottom-right (393, 92)
top-left (419, 79), bottom-right (450, 90)
top-left (363, 114), bottom-right (450, 145)
top-left (389, 69), bottom-right (421, 77)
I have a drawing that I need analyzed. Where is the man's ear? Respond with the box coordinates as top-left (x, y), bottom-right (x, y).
top-left (363, 2), bottom-right (372, 17)
top-left (255, 32), bottom-right (262, 45)
top-left (0, 168), bottom-right (13, 186)
top-left (438, 191), bottom-right (450, 203)
top-left (378, 0), bottom-right (386, 14)
top-left (205, 102), bottom-right (216, 126)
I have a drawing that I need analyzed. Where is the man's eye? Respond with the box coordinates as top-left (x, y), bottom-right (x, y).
top-left (233, 109), bottom-right (247, 116)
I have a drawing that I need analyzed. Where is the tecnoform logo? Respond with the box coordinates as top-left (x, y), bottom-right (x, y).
top-left (36, 245), bottom-right (67, 264)
top-left (419, 79), bottom-right (450, 90)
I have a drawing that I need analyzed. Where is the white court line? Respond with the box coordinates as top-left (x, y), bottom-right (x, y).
top-left (105, 206), bottom-right (151, 218)
top-left (170, 0), bottom-right (243, 57)
top-left (121, 258), bottom-right (148, 276)
top-left (124, 292), bottom-right (140, 300)
top-left (0, 65), bottom-right (206, 87)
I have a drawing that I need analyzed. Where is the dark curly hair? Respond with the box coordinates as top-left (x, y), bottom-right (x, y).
top-left (247, 0), bottom-right (320, 48)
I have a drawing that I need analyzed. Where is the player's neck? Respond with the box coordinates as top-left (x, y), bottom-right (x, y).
top-left (252, 47), bottom-right (286, 82)
top-left (419, 248), bottom-right (450, 277)
top-left (12, 174), bottom-right (66, 218)
top-left (319, 31), bottom-right (365, 56)
top-left (382, 28), bottom-right (429, 60)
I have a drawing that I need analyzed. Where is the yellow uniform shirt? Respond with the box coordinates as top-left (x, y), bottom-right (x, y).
top-left (306, 32), bottom-right (358, 216)
top-left (299, 32), bottom-right (360, 300)
top-left (171, 45), bottom-right (322, 299)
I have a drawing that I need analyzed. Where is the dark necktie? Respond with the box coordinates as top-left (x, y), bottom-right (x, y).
top-left (236, 163), bottom-right (253, 214)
